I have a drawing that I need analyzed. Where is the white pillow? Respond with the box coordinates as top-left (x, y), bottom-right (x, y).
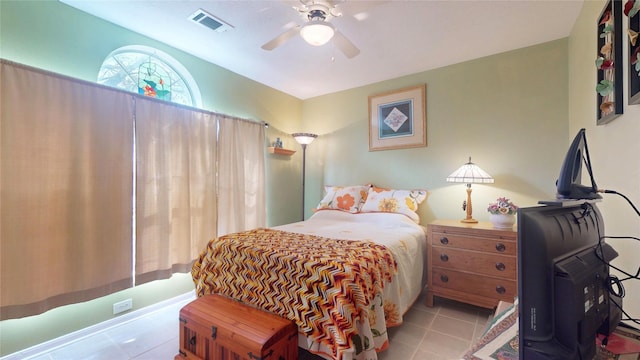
top-left (359, 187), bottom-right (428, 223)
top-left (315, 185), bottom-right (371, 213)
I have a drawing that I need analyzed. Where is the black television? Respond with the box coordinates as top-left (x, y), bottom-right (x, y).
top-left (517, 129), bottom-right (622, 359)
top-left (517, 204), bottom-right (620, 359)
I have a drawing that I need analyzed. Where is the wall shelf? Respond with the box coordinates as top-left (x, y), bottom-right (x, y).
top-left (267, 147), bottom-right (296, 156)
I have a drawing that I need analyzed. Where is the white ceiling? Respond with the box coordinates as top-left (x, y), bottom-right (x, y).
top-left (60, 0), bottom-right (583, 100)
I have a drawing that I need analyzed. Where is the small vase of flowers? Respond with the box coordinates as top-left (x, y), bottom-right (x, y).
top-left (487, 197), bottom-right (518, 229)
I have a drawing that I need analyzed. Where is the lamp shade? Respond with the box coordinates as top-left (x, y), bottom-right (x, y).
top-left (446, 157), bottom-right (494, 184)
top-left (292, 133), bottom-right (318, 145)
top-left (300, 21), bottom-right (335, 46)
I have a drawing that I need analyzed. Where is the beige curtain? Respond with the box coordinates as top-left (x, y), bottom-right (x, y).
top-left (0, 60), bottom-right (256, 317)
top-left (217, 117), bottom-right (266, 235)
top-left (135, 98), bottom-right (217, 285)
top-left (0, 61), bottom-right (134, 319)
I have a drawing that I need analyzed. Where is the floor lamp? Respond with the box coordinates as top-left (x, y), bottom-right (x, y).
top-left (446, 157), bottom-right (494, 223)
top-left (292, 133), bottom-right (317, 221)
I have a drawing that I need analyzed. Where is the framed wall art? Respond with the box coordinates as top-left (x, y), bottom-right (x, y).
top-left (368, 84), bottom-right (426, 151)
top-left (596, 0), bottom-right (624, 125)
top-left (626, 0), bottom-right (640, 105)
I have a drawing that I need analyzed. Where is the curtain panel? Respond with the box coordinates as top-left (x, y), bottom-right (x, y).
top-left (217, 117), bottom-right (266, 235)
top-left (134, 98), bottom-right (217, 285)
top-left (0, 59), bottom-right (266, 318)
top-left (0, 61), bottom-right (134, 319)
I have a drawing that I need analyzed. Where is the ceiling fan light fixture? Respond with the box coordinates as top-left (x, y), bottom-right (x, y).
top-left (300, 21), bottom-right (335, 46)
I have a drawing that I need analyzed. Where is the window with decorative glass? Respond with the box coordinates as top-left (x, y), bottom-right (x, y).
top-left (98, 45), bottom-right (202, 107)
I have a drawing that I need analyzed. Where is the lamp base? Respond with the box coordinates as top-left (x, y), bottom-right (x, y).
top-left (461, 218), bottom-right (478, 223)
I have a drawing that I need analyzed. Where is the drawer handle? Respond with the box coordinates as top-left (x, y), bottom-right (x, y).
top-left (189, 336), bottom-right (196, 346)
top-left (440, 237), bottom-right (449, 245)
top-left (496, 285), bottom-right (506, 294)
top-left (496, 243), bottom-right (506, 252)
top-left (440, 274), bottom-right (449, 283)
top-left (495, 262), bottom-right (506, 271)
top-left (440, 254), bottom-right (449, 262)
top-left (211, 325), bottom-right (217, 340)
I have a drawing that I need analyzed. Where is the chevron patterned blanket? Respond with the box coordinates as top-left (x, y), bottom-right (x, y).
top-left (192, 227), bottom-right (398, 360)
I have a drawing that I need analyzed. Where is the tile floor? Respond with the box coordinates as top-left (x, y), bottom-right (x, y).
top-left (3, 289), bottom-right (494, 360)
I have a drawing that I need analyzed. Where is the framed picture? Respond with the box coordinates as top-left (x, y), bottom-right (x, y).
top-left (368, 84), bottom-right (426, 151)
top-left (596, 0), bottom-right (623, 125)
top-left (627, 0), bottom-right (640, 105)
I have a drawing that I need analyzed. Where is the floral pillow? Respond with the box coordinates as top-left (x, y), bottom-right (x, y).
top-left (316, 185), bottom-right (371, 213)
top-left (359, 187), bottom-right (428, 223)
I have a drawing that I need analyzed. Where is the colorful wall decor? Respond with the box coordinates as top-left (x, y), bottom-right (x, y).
top-left (596, 0), bottom-right (624, 124)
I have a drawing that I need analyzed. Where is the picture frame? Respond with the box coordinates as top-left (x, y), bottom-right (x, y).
top-left (368, 84), bottom-right (426, 151)
top-left (628, 0), bottom-right (640, 105)
top-left (596, 0), bottom-right (623, 125)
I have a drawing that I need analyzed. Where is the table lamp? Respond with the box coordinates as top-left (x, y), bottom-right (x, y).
top-left (446, 157), bottom-right (494, 223)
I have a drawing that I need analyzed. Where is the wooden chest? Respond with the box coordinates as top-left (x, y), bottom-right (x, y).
top-left (426, 220), bottom-right (517, 309)
top-left (175, 294), bottom-right (298, 360)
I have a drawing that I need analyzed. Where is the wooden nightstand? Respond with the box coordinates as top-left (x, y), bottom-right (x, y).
top-left (426, 219), bottom-right (517, 309)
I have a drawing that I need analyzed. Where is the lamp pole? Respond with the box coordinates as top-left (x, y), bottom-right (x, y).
top-left (300, 143), bottom-right (308, 221)
top-left (292, 133), bottom-right (317, 221)
top-left (462, 183), bottom-right (475, 223)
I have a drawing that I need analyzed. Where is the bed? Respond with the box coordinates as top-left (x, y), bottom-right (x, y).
top-left (192, 186), bottom-right (428, 360)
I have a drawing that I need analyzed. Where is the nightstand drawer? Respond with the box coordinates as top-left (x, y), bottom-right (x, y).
top-left (431, 232), bottom-right (516, 255)
top-left (432, 268), bottom-right (517, 301)
top-left (431, 246), bottom-right (516, 279)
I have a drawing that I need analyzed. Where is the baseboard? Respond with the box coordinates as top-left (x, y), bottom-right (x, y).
top-left (1, 291), bottom-right (195, 360)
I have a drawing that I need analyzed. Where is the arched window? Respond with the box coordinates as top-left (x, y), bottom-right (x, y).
top-left (98, 45), bottom-right (202, 107)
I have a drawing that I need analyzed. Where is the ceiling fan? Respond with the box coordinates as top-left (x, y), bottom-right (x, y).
top-left (261, 0), bottom-right (360, 59)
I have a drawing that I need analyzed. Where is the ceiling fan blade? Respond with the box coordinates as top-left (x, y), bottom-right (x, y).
top-left (261, 26), bottom-right (301, 50)
top-left (332, 30), bottom-right (360, 58)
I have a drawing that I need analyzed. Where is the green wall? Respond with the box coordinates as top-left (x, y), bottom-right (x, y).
top-left (301, 40), bottom-right (570, 223)
top-left (0, 0), bottom-right (303, 355)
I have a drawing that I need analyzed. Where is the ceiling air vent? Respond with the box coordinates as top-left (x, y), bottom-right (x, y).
top-left (189, 9), bottom-right (233, 33)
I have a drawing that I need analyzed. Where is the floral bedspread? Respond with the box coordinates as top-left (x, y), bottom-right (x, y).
top-left (192, 228), bottom-right (398, 360)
